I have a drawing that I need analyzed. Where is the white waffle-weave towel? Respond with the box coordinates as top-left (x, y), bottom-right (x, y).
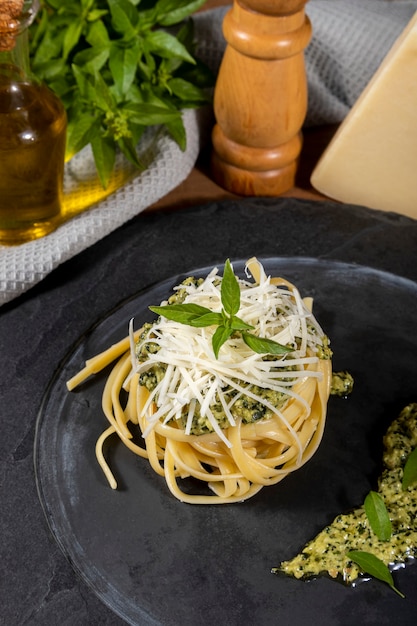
top-left (1, 0), bottom-right (416, 306)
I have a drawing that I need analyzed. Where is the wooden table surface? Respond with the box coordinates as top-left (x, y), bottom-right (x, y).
top-left (149, 0), bottom-right (336, 212)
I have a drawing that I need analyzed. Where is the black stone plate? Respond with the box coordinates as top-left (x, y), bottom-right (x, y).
top-left (34, 257), bottom-right (417, 626)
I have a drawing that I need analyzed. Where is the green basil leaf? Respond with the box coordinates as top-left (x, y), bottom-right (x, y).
top-left (91, 134), bottom-right (116, 190)
top-left (156, 0), bottom-right (207, 26)
top-left (122, 103), bottom-right (180, 126)
top-left (128, 121), bottom-right (146, 147)
top-left (81, 0), bottom-right (95, 10)
top-left (145, 30), bottom-right (196, 64)
top-left (212, 325), bottom-right (234, 359)
top-left (32, 26), bottom-right (64, 66)
top-left (163, 116), bottom-right (187, 151)
top-left (32, 58), bottom-right (66, 81)
top-left (347, 551), bottom-right (405, 598)
top-left (45, 0), bottom-right (62, 9)
top-left (109, 41), bottom-right (140, 96)
top-left (73, 47), bottom-right (109, 73)
top-left (189, 313), bottom-right (224, 328)
top-left (364, 491), bottom-right (392, 541)
top-left (402, 447), bottom-right (417, 490)
top-left (166, 77), bottom-right (210, 104)
top-left (94, 71), bottom-right (119, 110)
top-left (87, 9), bottom-right (109, 23)
top-left (47, 76), bottom-right (73, 101)
top-left (66, 114), bottom-right (102, 157)
top-left (117, 135), bottom-right (143, 168)
top-left (86, 20), bottom-right (110, 48)
top-left (108, 0), bottom-right (138, 37)
top-left (72, 66), bottom-right (113, 107)
top-left (221, 259), bottom-right (241, 316)
top-left (242, 333), bottom-right (292, 355)
top-left (149, 304), bottom-right (213, 325)
top-left (63, 21), bottom-right (84, 60)
top-left (229, 316), bottom-right (253, 331)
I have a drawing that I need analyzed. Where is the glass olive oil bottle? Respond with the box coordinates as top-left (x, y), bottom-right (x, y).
top-left (0, 0), bottom-right (67, 244)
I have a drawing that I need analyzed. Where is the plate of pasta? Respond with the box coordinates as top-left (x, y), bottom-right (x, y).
top-left (35, 257), bottom-right (417, 626)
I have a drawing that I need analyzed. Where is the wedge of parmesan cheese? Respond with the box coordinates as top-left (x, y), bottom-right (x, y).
top-left (310, 10), bottom-right (417, 219)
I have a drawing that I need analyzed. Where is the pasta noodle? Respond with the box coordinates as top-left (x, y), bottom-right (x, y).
top-left (67, 258), bottom-right (332, 504)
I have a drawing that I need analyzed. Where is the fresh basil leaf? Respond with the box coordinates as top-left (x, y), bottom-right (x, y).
top-left (242, 333), bottom-right (292, 355)
top-left (127, 121), bottom-right (146, 147)
top-left (145, 30), bottom-right (196, 64)
top-left (402, 447), bottom-right (417, 490)
top-left (32, 58), bottom-right (66, 81)
top-left (93, 72), bottom-right (118, 110)
top-left (45, 0), bottom-right (61, 10)
top-left (108, 0), bottom-right (139, 37)
top-left (364, 491), bottom-right (392, 541)
top-left (163, 117), bottom-right (187, 151)
top-left (117, 135), bottom-right (143, 168)
top-left (109, 41), bottom-right (140, 96)
top-left (72, 66), bottom-right (113, 108)
top-left (229, 316), bottom-right (253, 331)
top-left (48, 76), bottom-right (73, 101)
top-left (86, 19), bottom-right (110, 48)
top-left (87, 9), bottom-right (109, 23)
top-left (136, 58), bottom-right (154, 81)
top-left (63, 21), bottom-right (84, 60)
top-left (166, 77), bottom-right (210, 104)
top-left (73, 47), bottom-right (109, 73)
top-left (149, 303), bottom-right (213, 325)
top-left (81, 0), bottom-right (95, 10)
top-left (221, 259), bottom-right (241, 316)
top-left (91, 134), bottom-right (116, 190)
top-left (123, 103), bottom-right (180, 126)
top-left (157, 0), bottom-right (207, 26)
top-left (189, 312), bottom-right (224, 328)
top-left (212, 325), bottom-right (234, 359)
top-left (32, 26), bottom-right (63, 66)
top-left (347, 550), bottom-right (405, 598)
top-left (66, 114), bottom-right (103, 157)
top-left (71, 65), bottom-right (92, 98)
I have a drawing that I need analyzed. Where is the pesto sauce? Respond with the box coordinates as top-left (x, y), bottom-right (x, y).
top-left (275, 404), bottom-right (417, 584)
top-left (330, 371), bottom-right (354, 397)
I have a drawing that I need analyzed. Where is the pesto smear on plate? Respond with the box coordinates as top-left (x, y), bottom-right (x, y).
top-left (275, 403), bottom-right (417, 584)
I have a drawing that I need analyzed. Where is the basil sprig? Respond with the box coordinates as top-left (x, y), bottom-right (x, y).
top-left (347, 550), bottom-right (405, 599)
top-left (149, 259), bottom-right (293, 359)
top-left (29, 0), bottom-right (213, 188)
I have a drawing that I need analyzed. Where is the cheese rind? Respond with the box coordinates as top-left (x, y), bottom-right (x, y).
top-left (310, 11), bottom-right (417, 219)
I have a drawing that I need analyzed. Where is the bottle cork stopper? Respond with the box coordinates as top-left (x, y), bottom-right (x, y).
top-left (0, 0), bottom-right (25, 51)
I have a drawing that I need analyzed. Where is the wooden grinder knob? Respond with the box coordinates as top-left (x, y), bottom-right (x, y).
top-left (211, 0), bottom-right (312, 196)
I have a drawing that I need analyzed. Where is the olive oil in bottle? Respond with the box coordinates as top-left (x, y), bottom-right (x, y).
top-left (0, 0), bottom-right (67, 245)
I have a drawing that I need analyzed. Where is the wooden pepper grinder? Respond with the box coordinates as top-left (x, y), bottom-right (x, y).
top-left (211, 0), bottom-right (312, 196)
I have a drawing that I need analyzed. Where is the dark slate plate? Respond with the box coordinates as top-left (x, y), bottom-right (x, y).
top-left (34, 257), bottom-right (417, 626)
